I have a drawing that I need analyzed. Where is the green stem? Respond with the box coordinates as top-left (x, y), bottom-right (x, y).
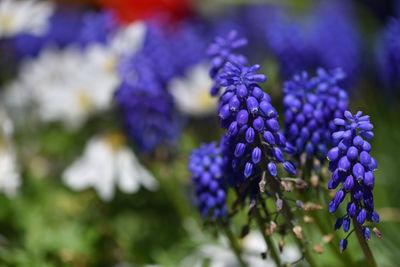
top-left (254, 209), bottom-right (281, 266)
top-left (224, 225), bottom-right (247, 267)
top-left (268, 176), bottom-right (318, 267)
top-left (352, 219), bottom-right (377, 267)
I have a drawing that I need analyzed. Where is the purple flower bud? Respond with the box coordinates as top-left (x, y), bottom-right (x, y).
top-left (353, 163), bottom-right (365, 181)
top-left (268, 162), bottom-right (277, 177)
top-left (266, 118), bottom-right (280, 132)
top-left (199, 172), bottom-right (211, 187)
top-left (368, 157), bottom-right (377, 171)
top-left (305, 143), bottom-right (314, 156)
top-left (245, 127), bottom-right (255, 143)
top-left (244, 162), bottom-right (253, 178)
top-left (364, 227), bottom-right (370, 240)
top-left (361, 131), bottom-right (374, 140)
top-left (275, 133), bottom-right (286, 147)
top-left (283, 161), bottom-right (296, 175)
top-left (329, 200), bottom-right (338, 213)
top-left (340, 239), bottom-right (348, 252)
top-left (347, 202), bottom-right (357, 217)
top-left (252, 87), bottom-right (263, 99)
top-left (246, 96), bottom-right (259, 114)
top-left (335, 218), bottom-right (343, 230)
top-left (252, 147), bottom-right (261, 164)
top-left (328, 178), bottom-right (340, 189)
top-left (364, 171), bottom-right (374, 188)
top-left (263, 131), bottom-right (275, 145)
top-left (358, 122), bottom-right (373, 131)
top-left (228, 121), bottom-right (238, 136)
top-left (295, 113), bottom-right (306, 127)
top-left (234, 143), bottom-right (245, 157)
top-left (343, 218), bottom-right (350, 232)
top-left (300, 127), bottom-right (310, 140)
top-left (343, 175), bottom-right (355, 191)
top-left (353, 135), bottom-right (364, 148)
top-left (332, 131), bottom-right (344, 140)
top-left (284, 142), bottom-right (295, 154)
top-left (236, 110), bottom-right (248, 126)
top-left (338, 156), bottom-right (351, 172)
top-left (344, 110), bottom-right (353, 120)
top-left (334, 189), bottom-right (345, 206)
top-left (357, 209), bottom-right (366, 225)
top-left (346, 146), bottom-right (358, 161)
top-left (237, 84), bottom-right (248, 98)
top-left (260, 101), bottom-right (277, 118)
top-left (327, 147), bottom-right (340, 161)
top-left (360, 151), bottom-right (371, 166)
top-left (334, 118), bottom-right (346, 126)
top-left (253, 116), bottom-right (264, 132)
top-left (362, 141), bottom-right (371, 152)
top-left (353, 186), bottom-right (363, 200)
top-left (371, 211), bottom-right (380, 223)
top-left (219, 104), bottom-right (231, 119)
top-left (273, 147), bottom-right (284, 162)
top-left (229, 95), bottom-right (240, 112)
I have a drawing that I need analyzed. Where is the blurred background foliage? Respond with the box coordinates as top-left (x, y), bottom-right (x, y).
top-left (0, 0), bottom-right (399, 266)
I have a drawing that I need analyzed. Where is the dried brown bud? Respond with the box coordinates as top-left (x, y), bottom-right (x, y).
top-left (295, 178), bottom-right (308, 188)
top-left (310, 174), bottom-right (319, 188)
top-left (270, 221), bottom-right (277, 234)
top-left (303, 215), bottom-right (314, 223)
top-left (279, 239), bottom-right (284, 252)
top-left (265, 228), bottom-right (272, 236)
top-left (305, 202), bottom-right (323, 211)
top-left (322, 234), bottom-right (334, 244)
top-left (293, 226), bottom-right (303, 239)
top-left (259, 179), bottom-right (266, 193)
top-left (313, 244), bottom-right (324, 254)
top-left (373, 227), bottom-right (382, 239)
top-left (313, 159), bottom-right (321, 169)
top-left (281, 181), bottom-right (291, 192)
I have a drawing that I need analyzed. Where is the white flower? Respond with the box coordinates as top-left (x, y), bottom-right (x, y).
top-left (168, 63), bottom-right (217, 117)
top-left (110, 21), bottom-right (147, 56)
top-left (2, 20), bottom-right (147, 129)
top-left (0, 0), bottom-right (53, 37)
top-left (180, 232), bottom-right (301, 267)
top-left (62, 133), bottom-right (158, 201)
top-left (0, 109), bottom-right (21, 197)
top-left (3, 44), bottom-right (119, 129)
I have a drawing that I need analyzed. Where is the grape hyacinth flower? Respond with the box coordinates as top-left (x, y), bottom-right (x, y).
top-left (327, 110), bottom-right (380, 251)
top-left (207, 30), bottom-right (248, 96)
top-left (283, 68), bottom-right (348, 161)
top-left (209, 32), bottom-right (296, 191)
top-left (189, 142), bottom-right (227, 219)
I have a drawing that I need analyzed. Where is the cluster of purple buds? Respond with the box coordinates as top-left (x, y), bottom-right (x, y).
top-left (189, 142), bottom-right (227, 219)
top-left (327, 111), bottom-right (379, 251)
top-left (283, 68), bottom-right (348, 160)
top-left (209, 32), bottom-right (296, 189)
top-left (207, 30), bottom-right (248, 96)
top-left (376, 18), bottom-right (400, 89)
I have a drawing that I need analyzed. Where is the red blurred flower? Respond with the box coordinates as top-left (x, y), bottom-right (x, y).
top-left (96, 0), bottom-right (192, 24)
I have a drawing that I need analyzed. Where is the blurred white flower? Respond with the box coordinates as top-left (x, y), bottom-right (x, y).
top-left (0, 109), bottom-right (21, 197)
top-left (110, 21), bottom-right (147, 56)
top-left (168, 63), bottom-right (217, 117)
top-left (0, 0), bottom-right (53, 37)
top-left (62, 133), bottom-right (158, 201)
top-left (180, 231), bottom-right (301, 267)
top-left (3, 44), bottom-right (119, 129)
top-left (2, 21), bottom-right (147, 129)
